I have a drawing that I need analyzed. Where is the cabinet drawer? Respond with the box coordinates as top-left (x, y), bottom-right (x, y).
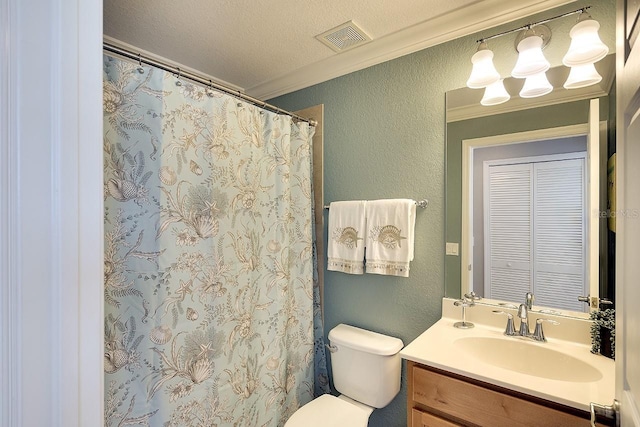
top-left (411, 365), bottom-right (590, 427)
top-left (412, 408), bottom-right (461, 427)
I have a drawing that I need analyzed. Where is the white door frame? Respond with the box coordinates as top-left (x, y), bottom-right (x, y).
top-left (615, 1), bottom-right (640, 424)
top-left (1, 0), bottom-right (104, 425)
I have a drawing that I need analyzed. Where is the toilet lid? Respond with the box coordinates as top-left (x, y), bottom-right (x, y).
top-left (284, 394), bottom-right (370, 427)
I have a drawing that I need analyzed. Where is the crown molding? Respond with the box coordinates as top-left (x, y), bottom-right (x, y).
top-left (249, 0), bottom-right (576, 99)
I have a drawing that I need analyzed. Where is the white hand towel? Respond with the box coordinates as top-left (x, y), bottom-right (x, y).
top-left (365, 199), bottom-right (416, 277)
top-left (327, 201), bottom-right (366, 274)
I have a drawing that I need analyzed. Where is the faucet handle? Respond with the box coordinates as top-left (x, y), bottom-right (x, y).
top-left (492, 310), bottom-right (516, 336)
top-left (532, 318), bottom-right (559, 342)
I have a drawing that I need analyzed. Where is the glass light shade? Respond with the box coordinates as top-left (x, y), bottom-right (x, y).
top-left (562, 19), bottom-right (609, 66)
top-left (511, 35), bottom-right (550, 79)
top-left (466, 46), bottom-right (500, 89)
top-left (519, 72), bottom-right (553, 98)
top-left (564, 63), bottom-right (603, 89)
top-left (481, 79), bottom-right (510, 106)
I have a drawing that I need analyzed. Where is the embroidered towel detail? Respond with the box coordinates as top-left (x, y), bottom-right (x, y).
top-left (365, 260), bottom-right (410, 276)
top-left (327, 201), bottom-right (366, 274)
top-left (365, 199), bottom-right (416, 277)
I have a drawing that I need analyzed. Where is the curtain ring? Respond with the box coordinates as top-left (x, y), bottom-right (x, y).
top-left (206, 79), bottom-right (215, 97)
top-left (136, 53), bottom-right (144, 74)
top-left (175, 68), bottom-right (183, 86)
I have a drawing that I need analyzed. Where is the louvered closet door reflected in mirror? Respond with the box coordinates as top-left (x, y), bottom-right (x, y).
top-left (484, 153), bottom-right (587, 312)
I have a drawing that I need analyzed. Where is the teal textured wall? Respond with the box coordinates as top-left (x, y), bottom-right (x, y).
top-left (269, 1), bottom-right (615, 426)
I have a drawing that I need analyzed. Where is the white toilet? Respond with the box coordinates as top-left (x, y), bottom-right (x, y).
top-left (285, 324), bottom-right (404, 427)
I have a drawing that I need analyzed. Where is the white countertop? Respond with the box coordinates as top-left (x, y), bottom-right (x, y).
top-left (400, 300), bottom-right (615, 412)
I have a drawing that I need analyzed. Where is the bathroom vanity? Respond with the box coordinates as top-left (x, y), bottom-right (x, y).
top-left (401, 298), bottom-right (615, 427)
top-left (407, 361), bottom-right (608, 426)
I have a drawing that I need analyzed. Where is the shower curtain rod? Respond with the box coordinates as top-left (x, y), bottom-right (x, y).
top-left (103, 42), bottom-right (317, 127)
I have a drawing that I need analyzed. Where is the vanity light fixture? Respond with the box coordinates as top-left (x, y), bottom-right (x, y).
top-left (563, 11), bottom-right (609, 67)
top-left (563, 62), bottom-right (603, 89)
top-left (562, 10), bottom-right (609, 89)
top-left (466, 41), bottom-right (501, 89)
top-left (511, 27), bottom-right (551, 79)
top-left (466, 6), bottom-right (608, 105)
top-left (519, 71), bottom-right (553, 98)
top-left (481, 79), bottom-right (510, 105)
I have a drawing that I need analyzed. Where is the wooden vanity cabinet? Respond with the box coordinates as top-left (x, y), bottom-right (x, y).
top-left (406, 361), bottom-right (609, 427)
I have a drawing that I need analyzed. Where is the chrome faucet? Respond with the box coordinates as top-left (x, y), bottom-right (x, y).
top-left (525, 291), bottom-right (534, 309)
top-left (517, 292), bottom-right (535, 336)
top-left (494, 292), bottom-right (559, 342)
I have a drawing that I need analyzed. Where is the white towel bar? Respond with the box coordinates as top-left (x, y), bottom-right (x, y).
top-left (323, 199), bottom-right (428, 210)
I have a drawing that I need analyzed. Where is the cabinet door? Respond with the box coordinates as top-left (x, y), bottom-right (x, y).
top-left (411, 409), bottom-right (461, 427)
top-left (410, 365), bottom-right (593, 427)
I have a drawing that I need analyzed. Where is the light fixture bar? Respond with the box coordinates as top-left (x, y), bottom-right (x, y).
top-left (477, 7), bottom-right (590, 44)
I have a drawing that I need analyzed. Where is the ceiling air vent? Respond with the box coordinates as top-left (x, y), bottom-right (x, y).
top-left (316, 20), bottom-right (371, 53)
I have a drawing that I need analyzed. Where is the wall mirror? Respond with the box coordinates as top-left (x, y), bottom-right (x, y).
top-left (445, 55), bottom-right (616, 318)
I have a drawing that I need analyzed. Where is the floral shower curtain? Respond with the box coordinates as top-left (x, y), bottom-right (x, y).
top-left (103, 55), bottom-right (329, 426)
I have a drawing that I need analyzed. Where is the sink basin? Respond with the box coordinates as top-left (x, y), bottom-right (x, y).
top-left (454, 336), bottom-right (603, 382)
top-left (400, 304), bottom-right (616, 411)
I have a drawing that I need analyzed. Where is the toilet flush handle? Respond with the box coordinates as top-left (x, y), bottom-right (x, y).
top-left (325, 344), bottom-right (338, 353)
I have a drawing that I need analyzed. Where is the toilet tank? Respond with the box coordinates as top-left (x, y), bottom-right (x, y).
top-left (328, 324), bottom-right (404, 408)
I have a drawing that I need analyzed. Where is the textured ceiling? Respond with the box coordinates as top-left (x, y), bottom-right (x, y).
top-left (104, 0), bottom-right (575, 99)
